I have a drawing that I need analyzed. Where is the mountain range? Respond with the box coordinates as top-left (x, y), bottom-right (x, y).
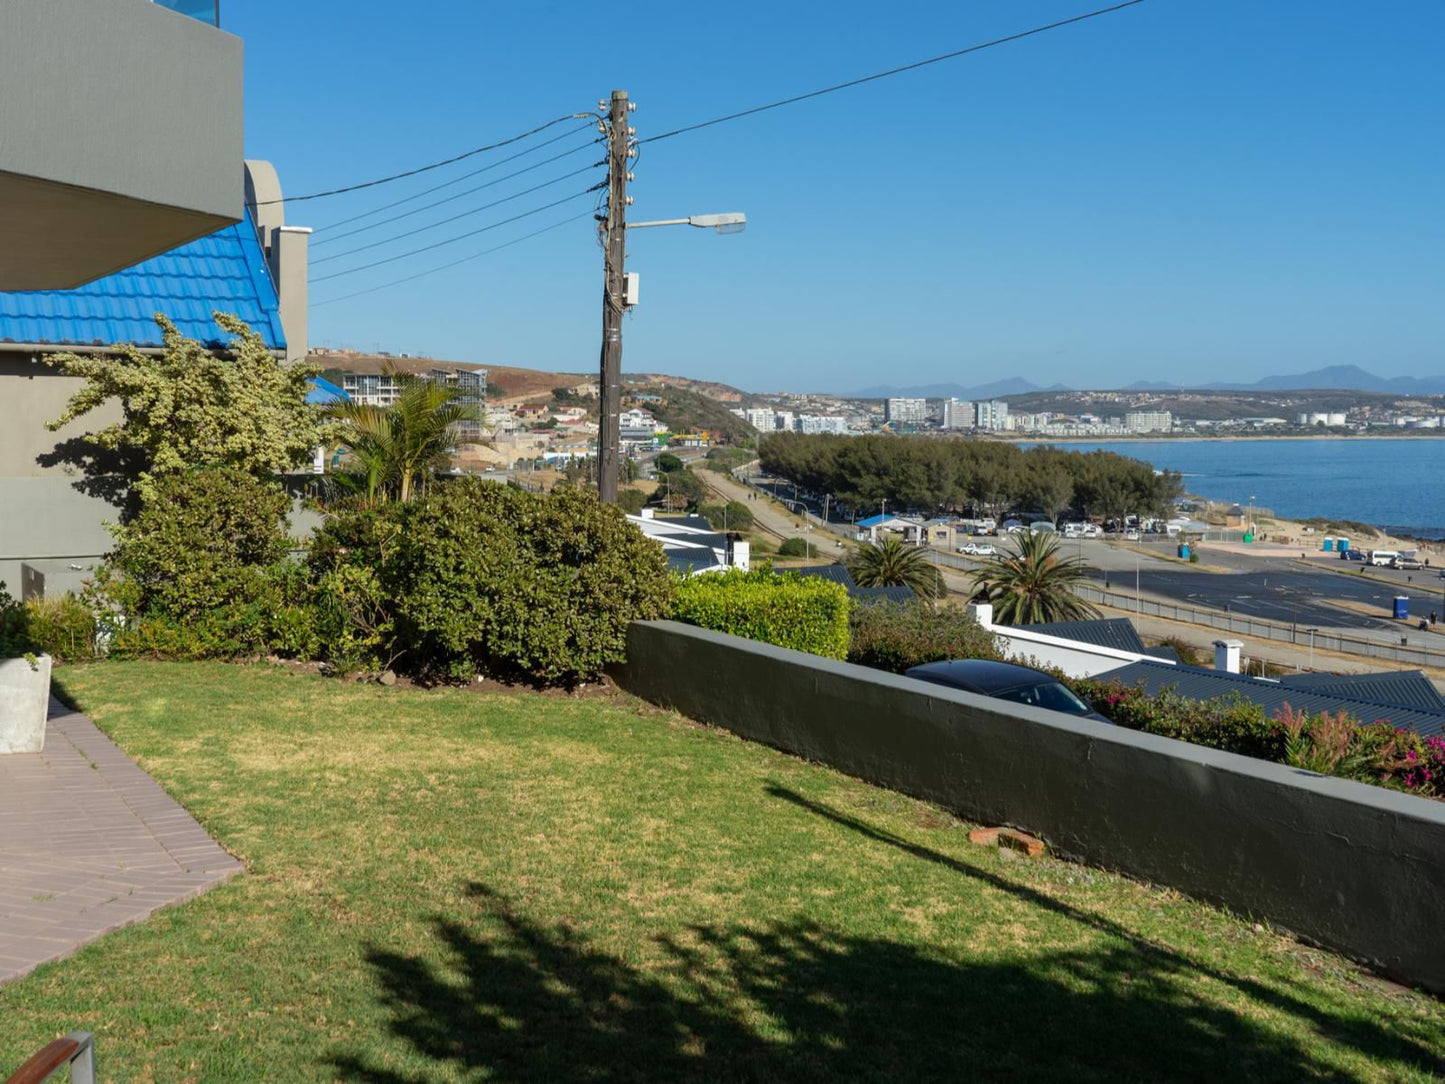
top-left (850, 365), bottom-right (1445, 399)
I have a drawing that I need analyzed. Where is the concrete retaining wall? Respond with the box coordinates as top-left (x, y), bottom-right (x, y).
top-left (615, 619), bottom-right (1445, 992)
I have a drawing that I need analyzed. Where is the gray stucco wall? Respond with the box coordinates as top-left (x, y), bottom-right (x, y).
top-left (615, 619), bottom-right (1445, 993)
top-left (0, 0), bottom-right (242, 287)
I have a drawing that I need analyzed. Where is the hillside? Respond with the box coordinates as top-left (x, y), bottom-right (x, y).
top-left (629, 384), bottom-right (756, 443)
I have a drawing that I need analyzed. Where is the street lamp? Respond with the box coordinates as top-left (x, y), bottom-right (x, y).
top-left (628, 213), bottom-right (748, 233)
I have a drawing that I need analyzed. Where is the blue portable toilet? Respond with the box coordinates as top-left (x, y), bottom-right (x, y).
top-left (1323, 537), bottom-right (1335, 552)
top-left (1338, 537), bottom-right (1350, 553)
top-left (1177, 542), bottom-right (1190, 560)
top-left (1394, 596), bottom-right (1410, 620)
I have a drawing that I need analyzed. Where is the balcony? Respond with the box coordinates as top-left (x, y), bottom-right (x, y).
top-left (0, 0), bottom-right (242, 290)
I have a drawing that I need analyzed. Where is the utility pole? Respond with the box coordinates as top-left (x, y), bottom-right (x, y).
top-left (597, 89), bottom-right (633, 503)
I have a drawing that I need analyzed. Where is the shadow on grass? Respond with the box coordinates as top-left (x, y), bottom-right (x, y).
top-left (335, 819), bottom-right (1442, 1083)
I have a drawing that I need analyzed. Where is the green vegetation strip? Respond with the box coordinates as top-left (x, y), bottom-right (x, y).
top-left (3, 662), bottom-right (1442, 1081)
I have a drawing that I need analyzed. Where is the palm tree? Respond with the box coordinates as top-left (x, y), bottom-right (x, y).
top-left (847, 537), bottom-right (945, 600)
top-left (968, 530), bottom-right (1100, 625)
top-left (327, 369), bottom-right (484, 504)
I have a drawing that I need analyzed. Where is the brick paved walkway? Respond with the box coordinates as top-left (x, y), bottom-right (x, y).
top-left (0, 699), bottom-right (242, 985)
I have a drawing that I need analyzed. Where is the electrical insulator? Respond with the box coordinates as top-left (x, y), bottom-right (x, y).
top-left (625, 196), bottom-right (634, 205)
top-left (597, 99), bottom-right (607, 109)
top-left (626, 172), bottom-right (635, 182)
top-left (597, 121), bottom-right (607, 134)
top-left (626, 148), bottom-right (637, 158)
top-left (627, 126), bottom-right (636, 137)
top-left (628, 101), bottom-right (637, 112)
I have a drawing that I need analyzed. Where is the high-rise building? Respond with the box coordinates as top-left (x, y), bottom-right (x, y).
top-left (975, 400), bottom-right (1010, 431)
top-left (885, 398), bottom-right (927, 426)
top-left (743, 407), bottom-right (776, 432)
top-left (941, 398), bottom-right (974, 429)
top-left (1125, 411), bottom-right (1172, 433)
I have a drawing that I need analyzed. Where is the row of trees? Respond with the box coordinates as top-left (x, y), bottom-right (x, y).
top-left (758, 433), bottom-right (1183, 524)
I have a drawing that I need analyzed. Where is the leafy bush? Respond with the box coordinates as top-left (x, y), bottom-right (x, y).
top-left (23, 594), bottom-right (98, 663)
top-left (331, 480), bottom-right (672, 683)
top-left (777, 538), bottom-right (810, 557)
top-left (94, 467), bottom-right (295, 659)
top-left (655, 452), bottom-right (684, 473)
top-left (847, 601), bottom-right (1002, 673)
top-left (1072, 679), bottom-right (1286, 760)
top-left (673, 568), bottom-right (850, 660)
top-left (0, 582), bottom-right (31, 658)
top-left (698, 501), bottom-right (754, 532)
top-left (617, 488), bottom-right (648, 515)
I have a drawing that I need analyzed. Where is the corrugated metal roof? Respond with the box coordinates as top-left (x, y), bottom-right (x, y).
top-left (1024, 617), bottom-right (1149, 654)
top-left (1280, 670), bottom-right (1445, 714)
top-left (1099, 660), bottom-right (1445, 739)
top-left (793, 564), bottom-right (915, 605)
top-left (0, 208), bottom-right (286, 351)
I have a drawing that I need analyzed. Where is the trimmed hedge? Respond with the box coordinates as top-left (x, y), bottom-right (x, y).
top-left (848, 601), bottom-right (1003, 673)
top-left (672, 568), bottom-right (851, 660)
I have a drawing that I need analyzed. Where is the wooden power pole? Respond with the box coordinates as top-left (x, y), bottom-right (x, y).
top-left (597, 89), bottom-right (632, 503)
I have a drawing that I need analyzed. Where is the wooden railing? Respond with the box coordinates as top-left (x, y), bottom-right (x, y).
top-left (4, 1033), bottom-right (94, 1084)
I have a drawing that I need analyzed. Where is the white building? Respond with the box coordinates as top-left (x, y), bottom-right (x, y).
top-left (797, 414), bottom-right (849, 434)
top-left (772, 410), bottom-right (795, 431)
top-left (941, 398), bottom-right (974, 429)
top-left (885, 398), bottom-right (927, 426)
top-left (975, 400), bottom-right (1010, 431)
top-left (1125, 410), bottom-right (1172, 433)
top-left (1297, 412), bottom-right (1347, 427)
top-left (743, 407), bottom-right (776, 431)
top-left (619, 408), bottom-right (662, 445)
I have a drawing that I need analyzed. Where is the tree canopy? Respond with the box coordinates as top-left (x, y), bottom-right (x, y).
top-left (758, 433), bottom-right (1182, 522)
top-left (45, 312), bottom-right (326, 499)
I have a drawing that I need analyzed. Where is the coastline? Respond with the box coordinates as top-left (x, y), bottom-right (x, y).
top-left (1000, 433), bottom-right (1445, 444)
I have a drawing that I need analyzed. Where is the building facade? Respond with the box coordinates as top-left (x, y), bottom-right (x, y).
top-left (885, 398), bottom-right (927, 427)
top-left (975, 400), bottom-right (1010, 431)
top-left (1125, 411), bottom-right (1173, 433)
top-left (941, 398), bottom-right (974, 429)
top-left (797, 414), bottom-right (849, 434)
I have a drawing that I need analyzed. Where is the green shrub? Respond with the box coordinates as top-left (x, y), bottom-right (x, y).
top-left (350, 480), bottom-right (671, 683)
top-left (1072, 679), bottom-right (1286, 760)
top-left (94, 467), bottom-right (294, 658)
top-left (847, 601), bottom-right (1002, 673)
top-left (0, 582), bottom-right (31, 658)
top-left (617, 488), bottom-right (648, 515)
top-left (23, 594), bottom-right (97, 663)
top-left (777, 537), bottom-right (810, 557)
top-left (672, 568), bottom-right (850, 659)
top-left (655, 452), bottom-right (684, 473)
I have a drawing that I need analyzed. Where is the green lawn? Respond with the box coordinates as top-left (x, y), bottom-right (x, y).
top-left (3, 662), bottom-right (1443, 1082)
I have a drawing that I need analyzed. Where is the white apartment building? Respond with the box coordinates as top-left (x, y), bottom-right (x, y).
top-left (885, 398), bottom-right (927, 426)
top-left (772, 410), bottom-right (795, 431)
top-left (1125, 410), bottom-right (1173, 433)
top-left (797, 414), bottom-right (849, 434)
top-left (619, 408), bottom-right (662, 443)
top-left (340, 365), bottom-right (488, 443)
top-left (941, 398), bottom-right (974, 429)
top-left (974, 400), bottom-right (1010, 431)
top-left (743, 407), bottom-right (777, 431)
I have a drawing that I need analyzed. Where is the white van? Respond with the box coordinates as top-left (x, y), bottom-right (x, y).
top-left (1369, 550), bottom-right (1400, 567)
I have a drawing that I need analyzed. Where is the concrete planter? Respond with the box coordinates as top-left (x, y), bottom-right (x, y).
top-left (0, 654), bottom-right (52, 753)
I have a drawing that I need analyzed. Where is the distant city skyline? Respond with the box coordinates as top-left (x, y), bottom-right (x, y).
top-left (232, 1), bottom-right (1443, 391)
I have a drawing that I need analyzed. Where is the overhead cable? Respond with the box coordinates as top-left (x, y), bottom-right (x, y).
top-left (641, 0), bottom-right (1148, 144)
top-left (312, 210), bottom-right (596, 307)
top-left (311, 186), bottom-right (605, 283)
top-left (313, 123), bottom-right (600, 232)
top-left (311, 164), bottom-right (604, 266)
top-left (313, 136), bottom-right (604, 246)
top-left (255, 112), bottom-right (598, 205)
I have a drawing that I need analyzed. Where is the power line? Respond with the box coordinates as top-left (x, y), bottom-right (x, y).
top-left (641, 0), bottom-right (1148, 144)
top-left (256, 112), bottom-right (598, 205)
top-left (313, 136), bottom-right (604, 247)
top-left (312, 163), bottom-right (604, 266)
top-left (313, 123), bottom-right (600, 233)
top-left (311, 186), bottom-right (604, 283)
top-left (312, 210), bottom-right (596, 308)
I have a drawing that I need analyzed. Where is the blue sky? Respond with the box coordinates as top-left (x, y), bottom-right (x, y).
top-left (229, 1), bottom-right (1444, 393)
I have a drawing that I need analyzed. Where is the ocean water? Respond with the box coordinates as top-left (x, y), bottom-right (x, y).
top-left (1031, 438), bottom-right (1445, 539)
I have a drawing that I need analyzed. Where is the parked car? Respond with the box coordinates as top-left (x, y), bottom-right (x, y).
top-left (904, 660), bottom-right (1111, 722)
top-left (1392, 556), bottom-right (1424, 570)
top-left (1125, 529), bottom-right (1141, 541)
top-left (958, 542), bottom-right (998, 557)
top-left (1341, 548), bottom-right (1367, 562)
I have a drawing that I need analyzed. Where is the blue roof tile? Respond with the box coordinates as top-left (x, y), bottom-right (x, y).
top-left (0, 208), bottom-right (286, 352)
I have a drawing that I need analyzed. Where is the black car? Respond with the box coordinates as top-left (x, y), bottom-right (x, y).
top-left (903, 660), bottom-right (1111, 723)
